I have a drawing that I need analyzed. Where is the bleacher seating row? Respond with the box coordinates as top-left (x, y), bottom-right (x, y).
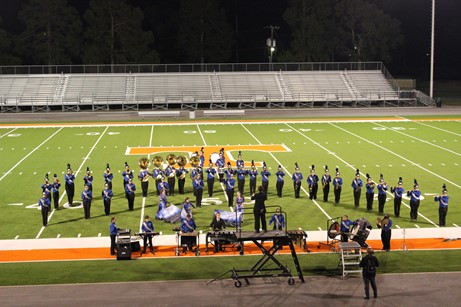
top-left (0, 70), bottom-right (433, 112)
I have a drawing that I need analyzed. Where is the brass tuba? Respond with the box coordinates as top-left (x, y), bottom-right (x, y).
top-left (152, 155), bottom-right (163, 168)
top-left (177, 155), bottom-right (188, 167)
top-left (139, 157), bottom-right (150, 169)
top-left (166, 154), bottom-right (177, 166)
top-left (190, 155), bottom-right (200, 168)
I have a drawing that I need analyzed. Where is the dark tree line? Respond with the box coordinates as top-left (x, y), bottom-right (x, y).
top-left (0, 0), bottom-right (403, 66)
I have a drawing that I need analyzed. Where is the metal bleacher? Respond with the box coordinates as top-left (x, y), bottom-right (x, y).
top-left (0, 62), bottom-right (435, 113)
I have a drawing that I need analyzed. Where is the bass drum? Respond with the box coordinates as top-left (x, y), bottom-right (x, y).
top-left (328, 221), bottom-right (340, 239)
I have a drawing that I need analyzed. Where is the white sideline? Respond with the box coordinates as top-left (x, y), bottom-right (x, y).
top-left (0, 227), bottom-right (459, 251)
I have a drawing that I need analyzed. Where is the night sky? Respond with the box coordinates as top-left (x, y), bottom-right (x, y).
top-left (0, 0), bottom-right (460, 80)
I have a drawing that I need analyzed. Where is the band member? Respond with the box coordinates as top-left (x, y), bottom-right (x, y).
top-left (321, 166), bottom-right (331, 202)
top-left (209, 212), bottom-right (226, 252)
top-left (377, 174), bottom-right (388, 214)
top-left (176, 165), bottom-right (189, 195)
top-left (153, 166), bottom-right (164, 196)
top-left (180, 213), bottom-right (197, 252)
top-left (193, 174), bottom-right (204, 208)
top-left (248, 160), bottom-right (258, 195)
top-left (333, 168), bottom-right (343, 204)
top-left (408, 179), bottom-right (421, 221)
top-left (365, 174), bottom-right (375, 211)
top-left (164, 163), bottom-right (176, 196)
top-left (41, 174), bottom-right (52, 201)
top-left (206, 160), bottom-right (216, 197)
top-left (84, 167), bottom-right (93, 191)
top-left (138, 158), bottom-right (152, 198)
top-left (390, 177), bottom-right (404, 217)
top-left (81, 185), bottom-right (93, 219)
top-left (109, 217), bottom-right (119, 255)
top-left (376, 214), bottom-right (392, 251)
top-left (51, 174), bottom-right (61, 210)
top-left (141, 215), bottom-right (155, 254)
top-left (236, 151), bottom-right (244, 169)
top-left (237, 165), bottom-right (247, 195)
top-left (83, 167), bottom-right (93, 192)
top-left (307, 165), bottom-right (319, 200)
top-left (122, 162), bottom-right (133, 190)
top-left (181, 197), bottom-right (195, 220)
top-left (224, 162), bottom-right (234, 180)
top-left (351, 170), bottom-right (363, 207)
top-left (64, 164), bottom-right (75, 206)
top-left (104, 163), bottom-right (113, 190)
top-left (226, 174), bottom-right (236, 211)
top-left (292, 163), bottom-right (303, 198)
top-left (260, 162), bottom-right (271, 194)
top-left (157, 177), bottom-right (169, 196)
top-left (434, 184), bottom-right (449, 227)
top-left (216, 149), bottom-right (225, 183)
top-left (157, 189), bottom-right (168, 214)
top-left (275, 165), bottom-right (285, 198)
top-left (125, 178), bottom-right (136, 211)
top-left (235, 191), bottom-right (244, 223)
top-left (101, 183), bottom-right (113, 216)
top-left (269, 207), bottom-right (285, 230)
top-left (251, 185), bottom-right (267, 232)
top-left (39, 192), bottom-right (51, 226)
top-left (340, 215), bottom-right (352, 242)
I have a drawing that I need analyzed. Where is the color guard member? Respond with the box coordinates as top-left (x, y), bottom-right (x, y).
top-left (157, 176), bottom-right (169, 196)
top-left (235, 191), bottom-right (244, 223)
top-left (181, 196), bottom-right (195, 220)
top-left (199, 147), bottom-right (205, 168)
top-left (157, 189), bottom-right (168, 214)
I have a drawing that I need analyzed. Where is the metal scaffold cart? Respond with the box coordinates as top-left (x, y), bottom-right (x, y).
top-left (338, 241), bottom-right (362, 279)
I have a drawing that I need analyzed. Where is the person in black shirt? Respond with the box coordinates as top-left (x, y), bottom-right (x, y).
top-left (209, 212), bottom-right (226, 252)
top-left (359, 247), bottom-right (379, 299)
top-left (251, 185), bottom-right (267, 232)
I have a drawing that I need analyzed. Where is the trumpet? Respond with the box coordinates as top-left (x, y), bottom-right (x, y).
top-left (166, 154), bottom-right (177, 166)
top-left (152, 155), bottom-right (163, 168)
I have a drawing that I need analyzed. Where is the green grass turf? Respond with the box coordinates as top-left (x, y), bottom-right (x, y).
top-left (0, 249), bottom-right (460, 286)
top-left (0, 117), bottom-right (460, 239)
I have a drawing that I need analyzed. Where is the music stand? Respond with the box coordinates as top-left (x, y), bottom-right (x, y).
top-left (318, 217), bottom-right (341, 252)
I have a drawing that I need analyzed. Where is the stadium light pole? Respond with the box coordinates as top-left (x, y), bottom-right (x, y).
top-left (430, 0), bottom-right (435, 98)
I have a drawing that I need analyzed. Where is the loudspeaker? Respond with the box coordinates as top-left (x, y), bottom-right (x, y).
top-left (117, 243), bottom-right (132, 260)
top-left (131, 241), bottom-right (140, 252)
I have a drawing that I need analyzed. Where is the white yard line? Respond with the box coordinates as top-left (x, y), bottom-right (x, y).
top-left (0, 128), bottom-right (17, 139)
top-left (413, 121), bottom-right (461, 137)
top-left (196, 124), bottom-right (207, 146)
top-left (36, 126), bottom-right (110, 239)
top-left (287, 123), bottom-right (438, 227)
top-left (330, 123), bottom-right (461, 190)
top-left (373, 122), bottom-right (461, 156)
top-left (0, 127), bottom-right (63, 182)
top-left (241, 123), bottom-right (333, 221)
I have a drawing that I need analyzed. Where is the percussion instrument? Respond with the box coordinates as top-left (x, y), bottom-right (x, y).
top-left (328, 222), bottom-right (341, 239)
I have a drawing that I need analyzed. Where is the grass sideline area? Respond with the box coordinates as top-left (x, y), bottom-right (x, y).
top-left (1, 249), bottom-right (460, 286)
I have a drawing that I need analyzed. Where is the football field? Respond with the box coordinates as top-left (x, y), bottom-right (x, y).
top-left (0, 115), bottom-right (460, 240)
